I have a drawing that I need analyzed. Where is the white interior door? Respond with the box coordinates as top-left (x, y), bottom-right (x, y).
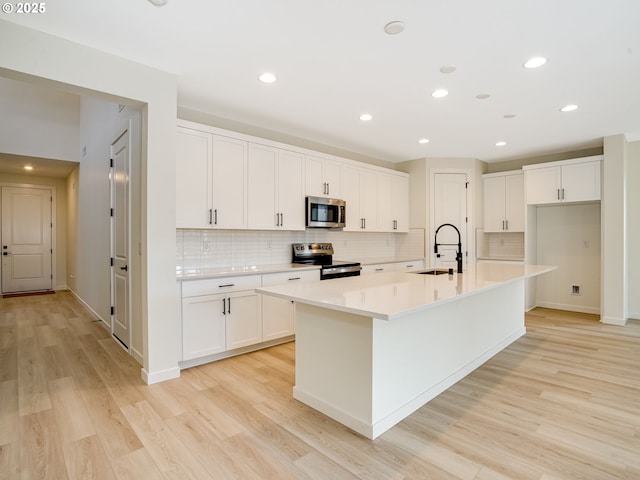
top-left (433, 173), bottom-right (468, 269)
top-left (111, 128), bottom-right (130, 349)
top-left (1, 186), bottom-right (52, 293)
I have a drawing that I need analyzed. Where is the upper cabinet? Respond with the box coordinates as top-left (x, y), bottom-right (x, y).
top-left (177, 120), bottom-right (410, 233)
top-left (483, 171), bottom-right (524, 232)
top-left (247, 144), bottom-right (305, 230)
top-left (176, 125), bottom-right (247, 229)
top-left (524, 156), bottom-right (602, 205)
top-left (305, 155), bottom-right (342, 198)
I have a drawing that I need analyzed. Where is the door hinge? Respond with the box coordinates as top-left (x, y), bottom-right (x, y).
top-left (110, 257), bottom-right (114, 267)
top-left (110, 208), bottom-right (114, 217)
top-left (465, 216), bottom-right (468, 223)
top-left (110, 158), bottom-right (114, 168)
top-left (465, 182), bottom-right (469, 188)
top-left (110, 306), bottom-right (114, 315)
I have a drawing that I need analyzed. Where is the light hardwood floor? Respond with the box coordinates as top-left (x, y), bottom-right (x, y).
top-left (1, 291), bottom-right (639, 479)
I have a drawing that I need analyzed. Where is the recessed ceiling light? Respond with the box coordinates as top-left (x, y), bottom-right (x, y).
top-left (495, 141), bottom-right (507, 147)
top-left (439, 66), bottom-right (456, 74)
top-left (523, 56), bottom-right (548, 69)
top-left (24, 165), bottom-right (33, 171)
top-left (432, 89), bottom-right (448, 98)
top-left (360, 113), bottom-right (373, 121)
top-left (418, 138), bottom-right (430, 144)
top-left (475, 93), bottom-right (491, 100)
top-left (503, 114), bottom-right (516, 119)
top-left (384, 21), bottom-right (405, 35)
top-left (258, 72), bottom-right (277, 84)
top-left (147, 0), bottom-right (168, 6)
top-left (560, 104), bottom-right (579, 112)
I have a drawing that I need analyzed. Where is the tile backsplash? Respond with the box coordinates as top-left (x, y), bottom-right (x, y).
top-left (177, 228), bottom-right (425, 273)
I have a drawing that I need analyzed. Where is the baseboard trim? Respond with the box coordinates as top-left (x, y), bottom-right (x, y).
top-left (600, 315), bottom-right (627, 326)
top-left (535, 301), bottom-right (600, 315)
top-left (141, 366), bottom-right (181, 385)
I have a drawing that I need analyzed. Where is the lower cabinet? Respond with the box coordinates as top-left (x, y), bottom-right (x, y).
top-left (261, 270), bottom-right (320, 341)
top-left (180, 269), bottom-right (319, 364)
top-left (361, 260), bottom-right (425, 275)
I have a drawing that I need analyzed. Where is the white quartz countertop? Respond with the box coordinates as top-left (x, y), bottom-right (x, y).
top-left (177, 263), bottom-right (320, 281)
top-left (257, 262), bottom-right (556, 321)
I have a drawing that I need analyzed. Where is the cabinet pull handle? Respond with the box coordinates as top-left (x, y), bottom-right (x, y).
top-left (219, 283), bottom-right (235, 288)
top-left (227, 297), bottom-right (231, 314)
top-left (502, 220), bottom-right (505, 230)
top-left (209, 209), bottom-right (213, 225)
top-left (505, 220), bottom-right (509, 230)
top-left (561, 188), bottom-right (565, 200)
top-left (276, 213), bottom-right (280, 226)
top-left (406, 265), bottom-right (414, 268)
top-left (280, 213), bottom-right (284, 226)
top-left (214, 209), bottom-right (218, 225)
top-left (222, 298), bottom-right (226, 315)
top-left (557, 189), bottom-right (561, 200)
top-left (326, 183), bottom-right (330, 195)
top-left (375, 268), bottom-right (384, 271)
top-left (288, 277), bottom-right (301, 281)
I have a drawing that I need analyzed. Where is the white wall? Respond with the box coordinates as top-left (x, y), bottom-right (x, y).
top-left (0, 77), bottom-right (79, 161)
top-left (0, 19), bottom-right (179, 383)
top-left (535, 203), bottom-right (601, 314)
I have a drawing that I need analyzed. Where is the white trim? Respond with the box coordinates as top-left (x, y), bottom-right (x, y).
top-left (522, 154), bottom-right (603, 171)
top-left (68, 288), bottom-right (110, 331)
top-left (628, 312), bottom-right (640, 321)
top-left (142, 366), bottom-right (180, 385)
top-left (600, 315), bottom-right (627, 326)
top-left (535, 301), bottom-right (600, 316)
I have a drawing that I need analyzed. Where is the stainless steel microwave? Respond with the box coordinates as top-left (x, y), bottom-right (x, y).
top-left (305, 196), bottom-right (346, 228)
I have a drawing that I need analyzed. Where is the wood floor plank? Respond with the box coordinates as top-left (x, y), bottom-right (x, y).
top-left (19, 410), bottom-right (68, 480)
top-left (0, 441), bottom-right (20, 480)
top-left (0, 379), bottom-right (19, 446)
top-left (110, 448), bottom-right (166, 480)
top-left (63, 435), bottom-right (117, 480)
top-left (48, 376), bottom-right (96, 443)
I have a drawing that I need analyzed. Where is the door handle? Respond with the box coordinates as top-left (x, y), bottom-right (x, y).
top-left (120, 265), bottom-right (128, 271)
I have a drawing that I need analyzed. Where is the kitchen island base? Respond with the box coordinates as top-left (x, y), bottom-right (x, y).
top-left (293, 279), bottom-right (525, 439)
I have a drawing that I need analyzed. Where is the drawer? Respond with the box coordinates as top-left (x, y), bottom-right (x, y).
top-left (182, 275), bottom-right (262, 297)
top-left (395, 260), bottom-right (424, 271)
top-left (262, 269), bottom-right (319, 287)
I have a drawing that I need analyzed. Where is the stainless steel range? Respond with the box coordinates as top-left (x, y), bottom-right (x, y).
top-left (292, 243), bottom-right (361, 280)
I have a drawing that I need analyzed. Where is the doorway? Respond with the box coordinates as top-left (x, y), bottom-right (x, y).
top-left (110, 126), bottom-right (131, 350)
top-left (431, 171), bottom-right (470, 269)
top-left (1, 185), bottom-right (54, 294)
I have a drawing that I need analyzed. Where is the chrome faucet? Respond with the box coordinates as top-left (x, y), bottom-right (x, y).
top-left (434, 223), bottom-right (463, 273)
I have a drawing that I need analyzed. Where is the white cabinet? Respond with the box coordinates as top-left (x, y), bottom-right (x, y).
top-left (378, 174), bottom-right (410, 232)
top-left (395, 260), bottom-right (424, 271)
top-left (176, 127), bottom-right (212, 229)
top-left (344, 167), bottom-right (380, 232)
top-left (248, 144), bottom-right (305, 230)
top-left (483, 171), bottom-right (524, 232)
top-left (524, 157), bottom-right (601, 205)
top-left (361, 263), bottom-right (393, 275)
top-left (305, 155), bottom-right (342, 197)
top-left (181, 275), bottom-right (261, 361)
top-left (261, 269), bottom-right (319, 341)
top-left (182, 294), bottom-right (226, 360)
top-left (176, 126), bottom-right (247, 229)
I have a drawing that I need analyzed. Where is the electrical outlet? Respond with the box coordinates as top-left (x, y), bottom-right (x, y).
top-left (571, 284), bottom-right (581, 295)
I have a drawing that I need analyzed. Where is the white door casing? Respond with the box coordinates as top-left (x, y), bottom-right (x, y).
top-left (111, 127), bottom-right (131, 349)
top-left (1, 186), bottom-right (53, 293)
top-left (432, 172), bottom-right (468, 269)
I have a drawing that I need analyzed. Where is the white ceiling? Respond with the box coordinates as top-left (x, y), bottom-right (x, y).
top-left (4, 0), bottom-right (640, 163)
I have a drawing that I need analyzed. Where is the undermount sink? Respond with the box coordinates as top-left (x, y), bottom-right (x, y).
top-left (413, 269), bottom-right (450, 275)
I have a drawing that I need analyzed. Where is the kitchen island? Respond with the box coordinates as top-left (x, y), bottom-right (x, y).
top-left (257, 262), bottom-right (556, 439)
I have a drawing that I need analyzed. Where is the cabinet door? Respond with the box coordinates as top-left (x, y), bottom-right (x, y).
top-left (305, 155), bottom-right (325, 197)
top-left (262, 296), bottom-right (294, 341)
top-left (182, 294), bottom-right (225, 360)
top-left (392, 175), bottom-right (409, 232)
top-left (561, 161), bottom-right (601, 202)
top-left (359, 169), bottom-right (379, 231)
top-left (225, 291), bottom-right (262, 350)
top-left (247, 143), bottom-right (277, 230)
top-left (323, 160), bottom-right (342, 197)
top-left (176, 127), bottom-right (212, 229)
top-left (212, 135), bottom-right (247, 229)
top-left (525, 166), bottom-right (561, 205)
top-left (377, 174), bottom-right (394, 232)
top-left (277, 150), bottom-right (305, 230)
top-left (341, 165), bottom-right (361, 231)
top-left (504, 174), bottom-right (524, 232)
top-left (483, 176), bottom-right (506, 232)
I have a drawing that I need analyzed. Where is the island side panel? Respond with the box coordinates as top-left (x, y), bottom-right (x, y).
top-left (370, 278), bottom-right (526, 438)
top-left (293, 303), bottom-right (374, 436)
